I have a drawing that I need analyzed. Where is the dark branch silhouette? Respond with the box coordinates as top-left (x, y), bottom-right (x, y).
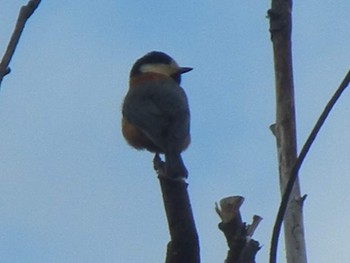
top-left (269, 69), bottom-right (350, 263)
top-left (0, 0), bottom-right (41, 88)
top-left (153, 154), bottom-right (200, 263)
top-left (216, 196), bottom-right (261, 263)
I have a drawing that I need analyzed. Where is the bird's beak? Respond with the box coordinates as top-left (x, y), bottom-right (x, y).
top-left (178, 67), bottom-right (193, 74)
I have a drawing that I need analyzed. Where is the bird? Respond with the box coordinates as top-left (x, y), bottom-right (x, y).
top-left (122, 51), bottom-right (192, 178)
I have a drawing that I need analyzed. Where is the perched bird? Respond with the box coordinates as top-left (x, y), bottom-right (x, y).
top-left (122, 51), bottom-right (192, 178)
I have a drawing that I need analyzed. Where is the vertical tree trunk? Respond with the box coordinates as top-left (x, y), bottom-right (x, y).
top-left (159, 177), bottom-right (200, 263)
top-left (268, 0), bottom-right (307, 262)
top-left (154, 155), bottom-right (200, 263)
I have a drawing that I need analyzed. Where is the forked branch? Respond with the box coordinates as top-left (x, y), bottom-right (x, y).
top-left (216, 196), bottom-right (261, 263)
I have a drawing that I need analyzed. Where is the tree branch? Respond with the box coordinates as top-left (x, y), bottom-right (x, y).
top-left (268, 0), bottom-right (307, 262)
top-left (0, 0), bottom-right (42, 88)
top-left (270, 69), bottom-right (350, 263)
top-left (153, 154), bottom-right (200, 263)
top-left (216, 196), bottom-right (261, 263)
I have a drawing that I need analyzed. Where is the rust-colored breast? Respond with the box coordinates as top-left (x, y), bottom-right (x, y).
top-left (129, 72), bottom-right (168, 89)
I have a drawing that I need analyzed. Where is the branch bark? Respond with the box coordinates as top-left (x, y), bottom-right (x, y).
top-left (216, 196), bottom-right (261, 263)
top-left (0, 0), bottom-right (41, 88)
top-left (267, 0), bottom-right (307, 262)
top-left (154, 154), bottom-right (200, 263)
top-left (270, 69), bottom-right (350, 263)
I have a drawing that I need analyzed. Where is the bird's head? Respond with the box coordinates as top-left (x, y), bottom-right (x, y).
top-left (130, 51), bottom-right (192, 84)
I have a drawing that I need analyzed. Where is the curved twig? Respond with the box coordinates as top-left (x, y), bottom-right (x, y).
top-left (270, 69), bottom-right (350, 263)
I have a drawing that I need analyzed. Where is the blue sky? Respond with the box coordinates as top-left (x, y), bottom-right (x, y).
top-left (1, 1), bottom-right (349, 262)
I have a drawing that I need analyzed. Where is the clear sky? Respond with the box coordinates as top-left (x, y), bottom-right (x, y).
top-left (1, 1), bottom-right (349, 262)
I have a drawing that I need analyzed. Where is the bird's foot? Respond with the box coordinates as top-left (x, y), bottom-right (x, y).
top-left (153, 153), bottom-right (165, 175)
top-left (153, 154), bottom-right (186, 182)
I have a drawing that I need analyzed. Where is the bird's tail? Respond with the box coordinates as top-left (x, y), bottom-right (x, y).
top-left (165, 152), bottom-right (188, 178)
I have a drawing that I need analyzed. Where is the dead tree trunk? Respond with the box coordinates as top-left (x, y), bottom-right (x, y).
top-left (268, 0), bottom-right (307, 262)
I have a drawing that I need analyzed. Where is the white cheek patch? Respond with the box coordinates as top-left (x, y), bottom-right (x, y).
top-left (140, 63), bottom-right (178, 76)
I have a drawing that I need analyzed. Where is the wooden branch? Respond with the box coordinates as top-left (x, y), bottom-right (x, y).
top-left (267, 0), bottom-right (307, 262)
top-left (247, 215), bottom-right (263, 237)
top-left (216, 196), bottom-right (261, 263)
top-left (0, 0), bottom-right (42, 88)
top-left (270, 69), bottom-right (350, 262)
top-left (153, 154), bottom-right (200, 263)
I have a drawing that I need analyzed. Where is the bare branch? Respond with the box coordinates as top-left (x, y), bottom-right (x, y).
top-left (215, 196), bottom-right (244, 223)
top-left (153, 154), bottom-right (200, 263)
top-left (270, 69), bottom-right (350, 262)
top-left (0, 0), bottom-right (42, 88)
top-left (216, 196), bottom-right (261, 263)
top-left (268, 0), bottom-right (307, 262)
top-left (246, 215), bottom-right (263, 237)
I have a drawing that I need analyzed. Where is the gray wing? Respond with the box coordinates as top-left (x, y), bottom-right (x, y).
top-left (122, 78), bottom-right (190, 151)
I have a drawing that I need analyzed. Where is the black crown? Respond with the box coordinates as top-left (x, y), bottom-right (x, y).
top-left (130, 51), bottom-right (173, 77)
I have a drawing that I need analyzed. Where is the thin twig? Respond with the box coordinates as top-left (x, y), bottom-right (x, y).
top-left (270, 69), bottom-right (350, 263)
top-left (0, 0), bottom-right (41, 88)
